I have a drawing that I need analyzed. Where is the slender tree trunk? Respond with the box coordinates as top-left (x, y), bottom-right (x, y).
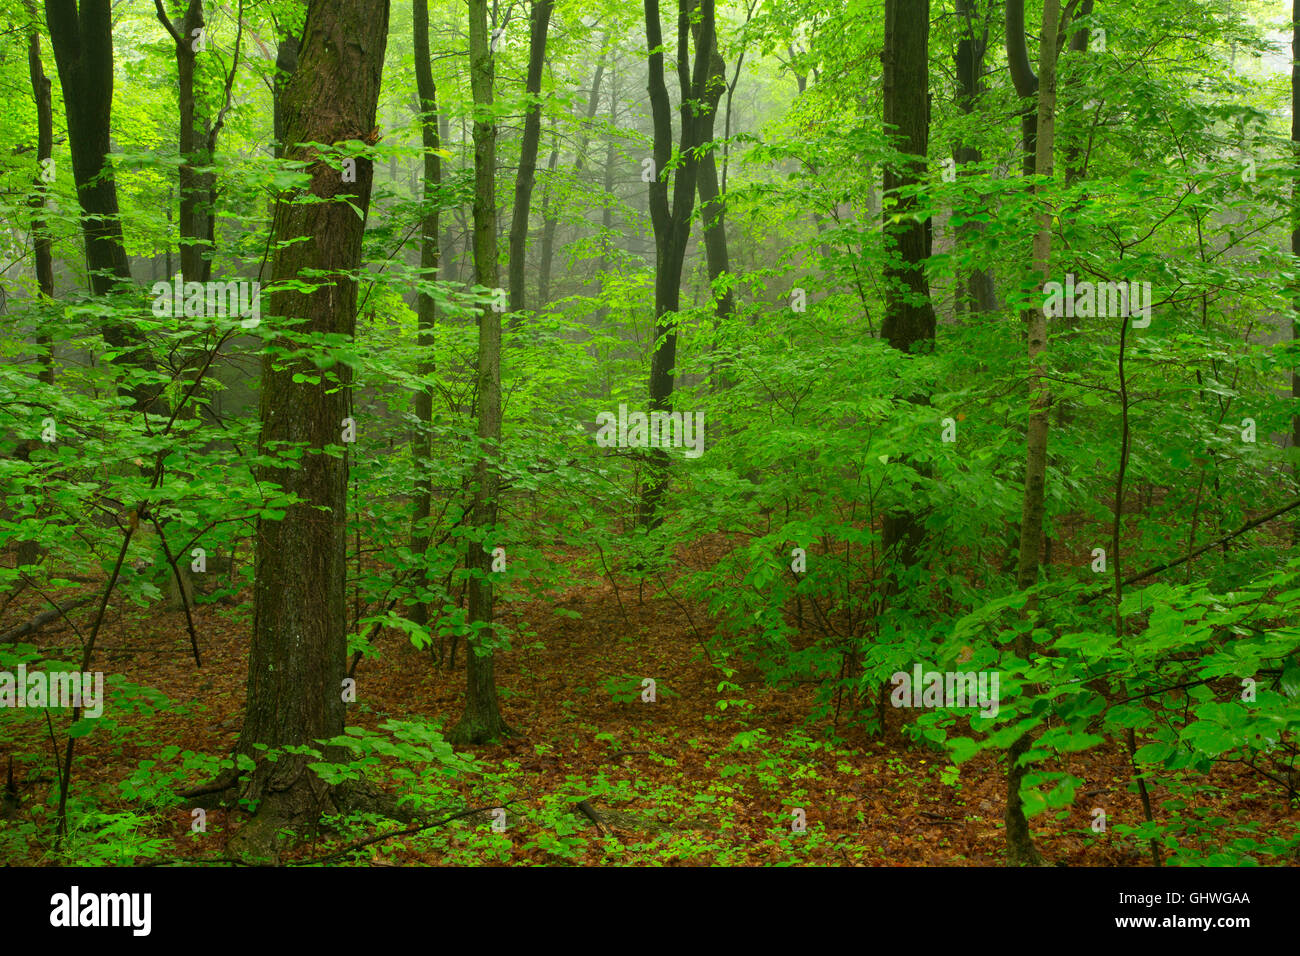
top-left (230, 0), bottom-right (390, 849)
top-left (536, 141), bottom-right (560, 304)
top-left (155, 0), bottom-right (213, 285)
top-left (639, 0), bottom-right (714, 528)
top-left (450, 0), bottom-right (511, 745)
top-left (410, 0), bottom-right (442, 633)
top-left (879, 0), bottom-right (937, 583)
top-left (506, 0), bottom-right (553, 327)
top-left (1006, 0), bottom-right (1060, 867)
top-left (26, 5), bottom-right (54, 384)
top-left (17, 4), bottom-right (56, 571)
top-left (594, 68), bottom-right (618, 328)
top-left (1292, 0), bottom-right (1299, 543)
top-left (692, 9), bottom-right (734, 353)
top-left (537, 43), bottom-right (608, 308)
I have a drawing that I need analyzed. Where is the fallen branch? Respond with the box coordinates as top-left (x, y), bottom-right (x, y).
top-left (293, 802), bottom-right (513, 865)
top-left (0, 595), bottom-right (94, 645)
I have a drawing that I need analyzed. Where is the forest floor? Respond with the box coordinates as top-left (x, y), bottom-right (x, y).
top-left (2, 541), bottom-right (1291, 866)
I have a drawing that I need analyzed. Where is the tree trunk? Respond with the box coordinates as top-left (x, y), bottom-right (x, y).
top-left (639, 0), bottom-right (714, 528)
top-left (17, 3), bottom-right (56, 570)
top-left (450, 0), bottom-right (511, 745)
top-left (155, 0), bottom-right (213, 285)
top-left (953, 0), bottom-right (997, 315)
top-left (232, 0), bottom-right (389, 843)
top-left (410, 0), bottom-right (442, 634)
top-left (1006, 0), bottom-right (1060, 868)
top-left (879, 0), bottom-right (937, 582)
top-left (537, 43), bottom-right (608, 308)
top-left (44, 0), bottom-right (162, 415)
top-left (1006, 0), bottom-right (1039, 178)
top-left (272, 4), bottom-right (303, 159)
top-left (692, 8), bottom-right (734, 367)
top-left (506, 0), bottom-right (553, 327)
top-left (594, 67), bottom-right (618, 329)
top-left (1292, 0), bottom-right (1299, 543)
top-left (26, 6), bottom-right (54, 383)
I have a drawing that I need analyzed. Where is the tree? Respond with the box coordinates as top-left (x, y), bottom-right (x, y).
top-left (1293, 0), bottom-right (1299, 543)
top-left (506, 0), bottom-right (554, 323)
top-left (537, 38), bottom-right (608, 308)
top-left (1006, 0), bottom-right (1060, 868)
top-left (692, 3), bottom-right (734, 336)
top-left (226, 0), bottom-right (390, 853)
top-left (410, 0), bottom-right (443, 636)
top-left (952, 0), bottom-right (997, 315)
top-left (879, 0), bottom-right (937, 583)
top-left (44, 0), bottom-right (162, 415)
top-left (449, 0), bottom-right (512, 745)
top-left (639, 0), bottom-right (715, 528)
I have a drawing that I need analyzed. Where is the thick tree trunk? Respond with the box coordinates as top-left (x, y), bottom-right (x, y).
top-left (639, 0), bottom-right (714, 528)
top-left (232, 0), bottom-right (389, 841)
top-left (410, 0), bottom-right (442, 634)
top-left (1006, 0), bottom-right (1060, 867)
top-left (880, 0), bottom-right (937, 582)
top-left (44, 0), bottom-right (162, 415)
top-left (506, 0), bottom-right (553, 326)
top-left (450, 0), bottom-right (511, 745)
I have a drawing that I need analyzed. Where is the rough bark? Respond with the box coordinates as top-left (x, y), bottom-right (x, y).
top-left (272, 4), bottom-right (303, 159)
top-left (449, 0), bottom-right (511, 745)
top-left (1006, 0), bottom-right (1060, 868)
top-left (231, 0), bottom-right (389, 849)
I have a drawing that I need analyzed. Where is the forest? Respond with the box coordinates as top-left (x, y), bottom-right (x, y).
top-left (0, 0), bottom-right (1297, 874)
